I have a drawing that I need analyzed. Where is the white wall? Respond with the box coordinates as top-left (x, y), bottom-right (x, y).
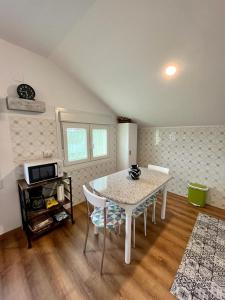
top-left (0, 38), bottom-right (115, 234)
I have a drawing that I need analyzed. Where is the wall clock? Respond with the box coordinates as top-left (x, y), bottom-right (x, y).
top-left (17, 84), bottom-right (35, 100)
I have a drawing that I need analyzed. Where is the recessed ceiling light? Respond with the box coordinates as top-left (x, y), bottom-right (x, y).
top-left (165, 65), bottom-right (177, 76)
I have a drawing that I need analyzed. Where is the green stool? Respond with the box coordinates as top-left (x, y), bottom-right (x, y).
top-left (188, 183), bottom-right (208, 207)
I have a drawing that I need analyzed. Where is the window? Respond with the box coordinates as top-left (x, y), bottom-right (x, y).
top-left (91, 125), bottom-right (108, 159)
top-left (62, 123), bottom-right (109, 165)
top-left (63, 123), bottom-right (90, 164)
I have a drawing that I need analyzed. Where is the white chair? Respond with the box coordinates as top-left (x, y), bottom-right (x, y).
top-left (131, 191), bottom-right (158, 248)
top-left (130, 165), bottom-right (169, 248)
top-left (105, 198), bottom-right (150, 248)
top-left (148, 164), bottom-right (169, 175)
top-left (146, 164), bottom-right (170, 223)
top-left (83, 185), bottom-right (124, 275)
top-left (131, 202), bottom-right (148, 248)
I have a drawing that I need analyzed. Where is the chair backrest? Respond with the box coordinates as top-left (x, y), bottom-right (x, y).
top-left (148, 164), bottom-right (170, 174)
top-left (82, 185), bottom-right (107, 208)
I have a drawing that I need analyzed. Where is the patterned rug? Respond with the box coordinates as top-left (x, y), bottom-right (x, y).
top-left (171, 213), bottom-right (225, 300)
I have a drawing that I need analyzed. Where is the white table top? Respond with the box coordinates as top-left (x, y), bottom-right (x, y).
top-left (89, 168), bottom-right (172, 205)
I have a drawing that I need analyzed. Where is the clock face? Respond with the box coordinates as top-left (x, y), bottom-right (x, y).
top-left (17, 84), bottom-right (35, 100)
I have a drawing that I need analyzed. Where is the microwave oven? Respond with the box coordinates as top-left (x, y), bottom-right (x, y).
top-left (24, 159), bottom-right (63, 185)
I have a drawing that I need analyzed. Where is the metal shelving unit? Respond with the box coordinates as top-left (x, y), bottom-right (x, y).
top-left (17, 176), bottom-right (74, 248)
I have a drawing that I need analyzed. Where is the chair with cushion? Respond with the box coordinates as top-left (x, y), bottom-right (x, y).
top-left (146, 164), bottom-right (170, 223)
top-left (131, 202), bottom-right (148, 248)
top-left (130, 165), bottom-right (169, 247)
top-left (107, 199), bottom-right (155, 248)
top-left (83, 185), bottom-right (124, 275)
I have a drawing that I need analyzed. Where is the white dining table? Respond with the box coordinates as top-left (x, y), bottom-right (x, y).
top-left (89, 167), bottom-right (173, 264)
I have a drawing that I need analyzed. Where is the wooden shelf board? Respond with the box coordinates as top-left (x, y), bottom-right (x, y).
top-left (28, 215), bottom-right (71, 239)
top-left (27, 198), bottom-right (71, 218)
top-left (18, 177), bottom-right (68, 191)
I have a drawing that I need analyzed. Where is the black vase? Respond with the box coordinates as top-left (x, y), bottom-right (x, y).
top-left (128, 164), bottom-right (141, 180)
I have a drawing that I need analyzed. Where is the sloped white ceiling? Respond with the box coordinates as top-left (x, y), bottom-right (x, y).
top-left (51, 0), bottom-right (225, 126)
top-left (0, 0), bottom-right (95, 56)
top-left (1, 0), bottom-right (225, 126)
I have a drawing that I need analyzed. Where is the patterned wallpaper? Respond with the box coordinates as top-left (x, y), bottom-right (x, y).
top-left (137, 126), bottom-right (225, 209)
top-left (10, 117), bottom-right (58, 179)
top-left (10, 117), bottom-right (58, 164)
top-left (9, 116), bottom-right (117, 204)
top-left (10, 117), bottom-right (225, 208)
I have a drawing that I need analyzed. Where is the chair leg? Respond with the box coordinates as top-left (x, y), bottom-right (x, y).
top-left (100, 208), bottom-right (107, 275)
top-left (133, 217), bottom-right (136, 248)
top-left (83, 201), bottom-right (90, 254)
top-left (144, 208), bottom-right (147, 237)
top-left (152, 201), bottom-right (156, 224)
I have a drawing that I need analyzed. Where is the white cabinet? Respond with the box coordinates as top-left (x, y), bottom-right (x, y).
top-left (117, 123), bottom-right (137, 171)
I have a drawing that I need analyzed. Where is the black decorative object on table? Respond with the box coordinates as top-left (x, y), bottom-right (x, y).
top-left (128, 164), bottom-right (141, 180)
top-left (17, 84), bottom-right (35, 100)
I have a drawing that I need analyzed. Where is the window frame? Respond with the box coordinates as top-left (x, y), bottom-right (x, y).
top-left (62, 122), bottom-right (110, 166)
top-left (90, 124), bottom-right (109, 161)
top-left (62, 123), bottom-right (90, 166)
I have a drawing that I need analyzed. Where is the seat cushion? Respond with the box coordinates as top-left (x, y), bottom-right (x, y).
top-left (107, 200), bottom-right (145, 219)
top-left (132, 193), bottom-right (157, 219)
top-left (91, 204), bottom-right (124, 229)
top-left (144, 194), bottom-right (157, 207)
top-left (132, 202), bottom-right (146, 218)
top-left (106, 200), bottom-right (146, 219)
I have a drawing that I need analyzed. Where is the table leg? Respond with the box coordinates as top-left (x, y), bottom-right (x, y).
top-left (94, 226), bottom-right (99, 235)
top-left (161, 186), bottom-right (167, 220)
top-left (125, 208), bottom-right (132, 264)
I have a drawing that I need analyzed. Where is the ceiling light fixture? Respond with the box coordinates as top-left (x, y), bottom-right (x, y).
top-left (165, 65), bottom-right (177, 76)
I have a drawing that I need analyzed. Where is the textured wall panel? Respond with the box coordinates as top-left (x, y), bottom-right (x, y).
top-left (138, 126), bottom-right (225, 209)
top-left (10, 116), bottom-right (117, 204)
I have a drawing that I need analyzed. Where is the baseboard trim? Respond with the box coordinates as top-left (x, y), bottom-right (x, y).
top-left (0, 226), bottom-right (22, 240)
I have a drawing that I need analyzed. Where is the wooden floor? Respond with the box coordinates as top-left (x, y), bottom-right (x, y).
top-left (1, 193), bottom-right (225, 300)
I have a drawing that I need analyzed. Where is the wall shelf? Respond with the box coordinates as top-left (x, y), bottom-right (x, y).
top-left (6, 96), bottom-right (46, 113)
